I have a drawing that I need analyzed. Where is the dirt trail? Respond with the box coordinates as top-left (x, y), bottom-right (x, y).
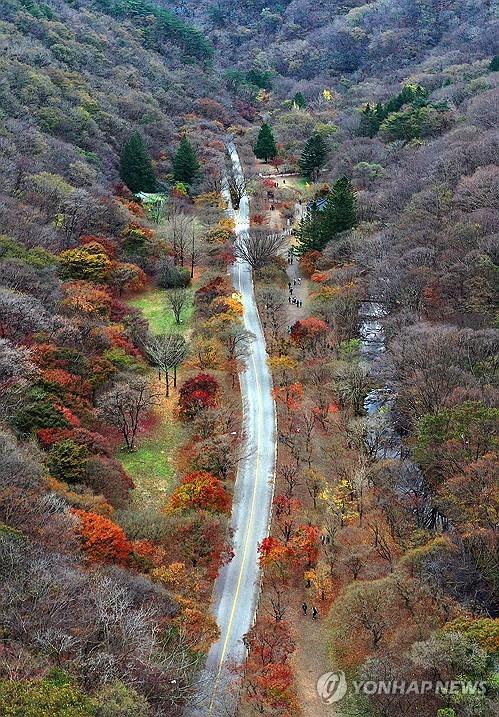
top-left (260, 175), bottom-right (336, 717)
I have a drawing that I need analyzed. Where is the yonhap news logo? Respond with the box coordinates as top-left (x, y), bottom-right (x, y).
top-left (316, 671), bottom-right (348, 704)
top-left (316, 673), bottom-right (487, 703)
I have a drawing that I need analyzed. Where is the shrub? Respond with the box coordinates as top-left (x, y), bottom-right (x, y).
top-left (59, 243), bottom-right (112, 282)
top-left (48, 439), bottom-right (89, 483)
top-left (73, 510), bottom-right (132, 564)
top-left (157, 262), bottom-right (191, 289)
top-left (167, 471), bottom-right (231, 514)
top-left (13, 389), bottom-right (71, 434)
top-left (94, 681), bottom-right (151, 717)
top-left (84, 456), bottom-right (134, 508)
top-left (0, 673), bottom-right (94, 717)
top-left (178, 373), bottom-right (219, 419)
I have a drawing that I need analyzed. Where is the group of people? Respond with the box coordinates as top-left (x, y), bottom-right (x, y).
top-left (288, 278), bottom-right (303, 308)
top-left (302, 603), bottom-right (319, 619)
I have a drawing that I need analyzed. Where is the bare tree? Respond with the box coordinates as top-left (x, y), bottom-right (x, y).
top-left (278, 463), bottom-right (300, 498)
top-left (167, 288), bottom-right (188, 324)
top-left (257, 286), bottom-right (286, 346)
top-left (145, 333), bottom-right (187, 395)
top-left (233, 230), bottom-right (287, 271)
top-left (219, 324), bottom-right (253, 386)
top-left (98, 378), bottom-right (158, 450)
top-left (170, 335), bottom-right (188, 388)
top-left (0, 288), bottom-right (51, 340)
top-left (226, 167), bottom-right (253, 210)
top-left (189, 221), bottom-right (205, 278)
top-left (164, 212), bottom-right (194, 267)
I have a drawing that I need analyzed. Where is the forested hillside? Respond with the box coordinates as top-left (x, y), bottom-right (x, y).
top-left (0, 1), bottom-right (245, 715)
top-left (0, 0), bottom-right (497, 716)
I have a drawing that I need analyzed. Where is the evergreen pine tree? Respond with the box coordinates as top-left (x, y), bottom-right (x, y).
top-left (253, 123), bottom-right (277, 162)
top-left (172, 135), bottom-right (200, 184)
top-left (120, 131), bottom-right (156, 193)
top-left (359, 104), bottom-right (383, 138)
top-left (293, 91), bottom-right (307, 109)
top-left (327, 177), bottom-right (357, 234)
top-left (296, 177), bottom-right (357, 254)
top-left (374, 101), bottom-right (386, 123)
top-left (299, 133), bottom-right (329, 180)
top-left (294, 202), bottom-right (324, 254)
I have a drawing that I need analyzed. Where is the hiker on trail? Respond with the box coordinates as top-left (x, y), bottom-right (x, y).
top-left (289, 287), bottom-right (293, 295)
top-left (288, 281), bottom-right (291, 289)
top-left (298, 277), bottom-right (302, 284)
top-left (312, 606), bottom-right (318, 620)
top-left (302, 602), bottom-right (308, 615)
top-left (288, 296), bottom-right (291, 304)
top-left (293, 279), bottom-right (297, 286)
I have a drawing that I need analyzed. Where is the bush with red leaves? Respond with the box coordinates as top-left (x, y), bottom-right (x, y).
top-left (178, 373), bottom-right (219, 419)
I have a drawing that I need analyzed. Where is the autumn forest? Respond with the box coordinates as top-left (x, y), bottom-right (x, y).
top-left (0, 1), bottom-right (497, 716)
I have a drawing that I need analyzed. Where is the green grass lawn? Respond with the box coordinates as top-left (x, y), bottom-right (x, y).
top-left (121, 285), bottom-right (195, 507)
top-left (120, 395), bottom-right (185, 508)
top-left (128, 287), bottom-right (194, 335)
top-left (282, 175), bottom-right (308, 191)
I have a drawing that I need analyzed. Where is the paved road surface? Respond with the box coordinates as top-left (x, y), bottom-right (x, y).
top-left (188, 141), bottom-right (276, 715)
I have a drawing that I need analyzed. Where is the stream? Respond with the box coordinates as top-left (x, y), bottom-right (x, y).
top-left (359, 300), bottom-right (448, 532)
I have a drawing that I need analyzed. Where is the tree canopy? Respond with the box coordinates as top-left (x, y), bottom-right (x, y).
top-left (119, 132), bottom-right (156, 194)
top-left (253, 123), bottom-right (277, 162)
top-left (172, 136), bottom-right (200, 185)
top-left (299, 133), bottom-right (329, 180)
top-left (295, 177), bottom-right (357, 254)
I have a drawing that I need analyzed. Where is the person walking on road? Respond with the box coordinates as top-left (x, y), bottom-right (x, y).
top-left (312, 606), bottom-right (319, 620)
top-left (302, 602), bottom-right (308, 615)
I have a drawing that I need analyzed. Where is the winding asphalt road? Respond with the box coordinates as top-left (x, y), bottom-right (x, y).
top-left (188, 141), bottom-right (276, 715)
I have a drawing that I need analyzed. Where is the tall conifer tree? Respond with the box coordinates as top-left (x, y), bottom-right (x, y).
top-left (299, 133), bottom-right (329, 180)
top-left (120, 131), bottom-right (157, 193)
top-left (253, 123), bottom-right (277, 162)
top-left (172, 136), bottom-right (200, 184)
top-left (296, 177), bottom-right (357, 254)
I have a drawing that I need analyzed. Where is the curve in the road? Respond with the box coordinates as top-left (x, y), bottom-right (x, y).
top-left (197, 141), bottom-right (276, 713)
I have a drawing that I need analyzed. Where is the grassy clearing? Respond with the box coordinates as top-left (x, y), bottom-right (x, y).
top-left (282, 175), bottom-right (308, 191)
top-left (128, 286), bottom-right (194, 335)
top-left (121, 388), bottom-right (185, 509)
top-left (122, 285), bottom-right (195, 507)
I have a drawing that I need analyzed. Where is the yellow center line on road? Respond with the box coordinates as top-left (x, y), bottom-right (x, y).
top-left (208, 260), bottom-right (264, 713)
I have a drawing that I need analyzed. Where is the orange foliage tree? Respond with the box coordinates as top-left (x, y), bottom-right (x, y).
top-left (290, 317), bottom-right (330, 352)
top-left (167, 471), bottom-right (231, 514)
top-left (173, 597), bottom-right (220, 653)
top-left (241, 618), bottom-right (300, 716)
top-left (72, 509), bottom-right (132, 565)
